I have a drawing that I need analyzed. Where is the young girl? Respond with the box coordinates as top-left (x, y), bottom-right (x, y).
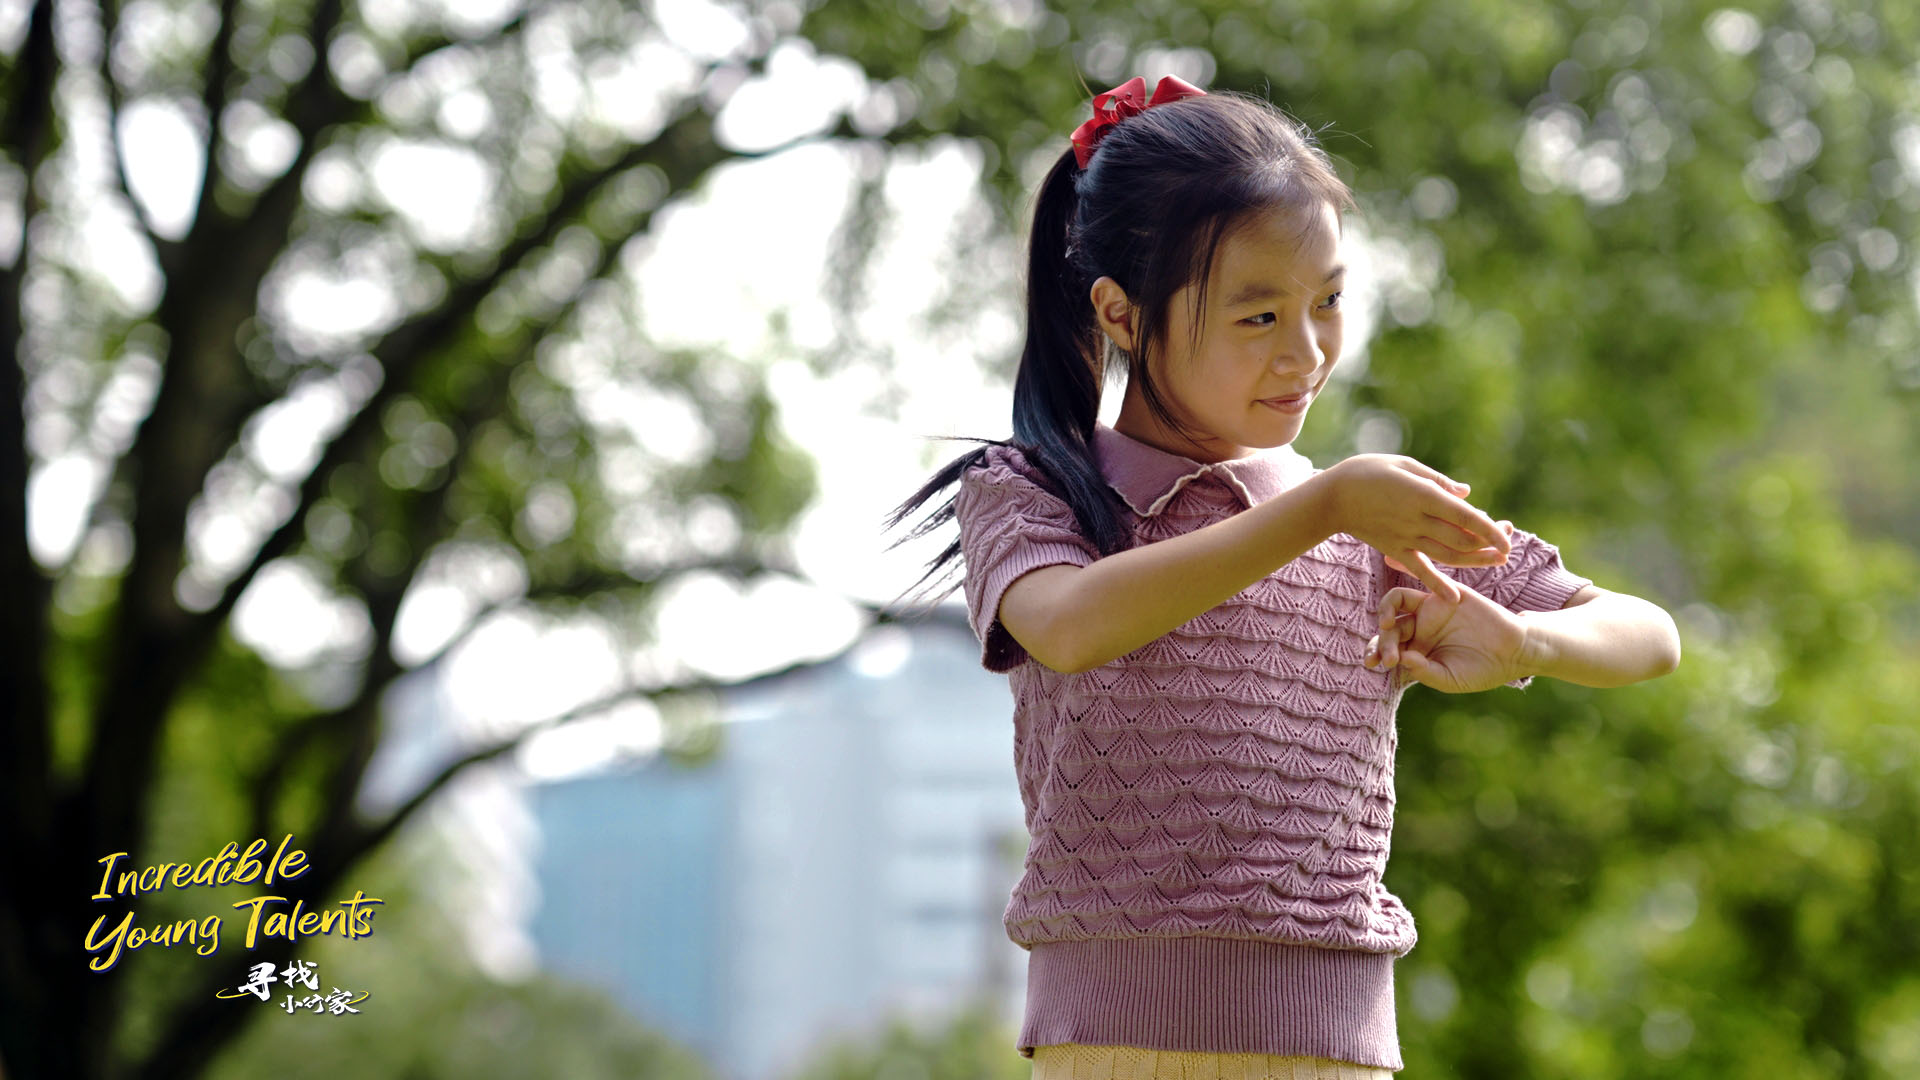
top-left (884, 76), bottom-right (1681, 1078)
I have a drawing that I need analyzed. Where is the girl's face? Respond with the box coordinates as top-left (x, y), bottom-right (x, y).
top-left (1097, 201), bottom-right (1345, 464)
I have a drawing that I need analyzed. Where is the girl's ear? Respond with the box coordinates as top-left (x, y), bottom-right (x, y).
top-left (1089, 276), bottom-right (1139, 354)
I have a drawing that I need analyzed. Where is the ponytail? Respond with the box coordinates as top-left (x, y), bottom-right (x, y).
top-left (1009, 149), bottom-right (1135, 555)
top-left (879, 147), bottom-right (1133, 619)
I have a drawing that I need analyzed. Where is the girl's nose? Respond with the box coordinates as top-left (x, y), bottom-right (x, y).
top-left (1269, 313), bottom-right (1319, 372)
top-left (1268, 338), bottom-right (1317, 373)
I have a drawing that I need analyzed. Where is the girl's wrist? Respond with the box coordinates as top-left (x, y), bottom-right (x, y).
top-left (1296, 467), bottom-right (1342, 540)
top-left (1514, 610), bottom-right (1555, 680)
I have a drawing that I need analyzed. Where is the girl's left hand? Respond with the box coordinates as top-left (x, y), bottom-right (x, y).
top-left (1363, 558), bottom-right (1530, 693)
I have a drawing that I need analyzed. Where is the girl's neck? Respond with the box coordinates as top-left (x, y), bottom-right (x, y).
top-left (1113, 391), bottom-right (1258, 465)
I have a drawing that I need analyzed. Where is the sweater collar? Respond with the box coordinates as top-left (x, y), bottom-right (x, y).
top-left (1092, 421), bottom-right (1315, 517)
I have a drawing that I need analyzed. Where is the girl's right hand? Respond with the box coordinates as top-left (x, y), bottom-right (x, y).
top-left (1318, 454), bottom-right (1513, 603)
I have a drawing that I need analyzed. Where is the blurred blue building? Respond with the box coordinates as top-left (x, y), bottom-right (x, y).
top-left (525, 605), bottom-right (1029, 1080)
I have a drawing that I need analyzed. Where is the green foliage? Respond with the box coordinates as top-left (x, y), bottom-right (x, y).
top-left (4, 0), bottom-right (825, 1073)
top-left (788, 1001), bottom-right (1028, 1080)
top-left (189, 833), bottom-right (719, 1080)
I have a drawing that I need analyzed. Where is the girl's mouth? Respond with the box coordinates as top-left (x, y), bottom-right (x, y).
top-left (1260, 393), bottom-right (1310, 414)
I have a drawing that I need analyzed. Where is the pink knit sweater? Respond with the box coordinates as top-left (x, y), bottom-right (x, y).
top-left (953, 422), bottom-right (1593, 1067)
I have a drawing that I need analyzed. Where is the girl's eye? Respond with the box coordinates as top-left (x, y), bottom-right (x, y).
top-left (1240, 292), bottom-right (1341, 326)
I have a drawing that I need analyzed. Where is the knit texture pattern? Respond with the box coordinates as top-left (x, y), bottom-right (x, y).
top-left (954, 432), bottom-right (1593, 960)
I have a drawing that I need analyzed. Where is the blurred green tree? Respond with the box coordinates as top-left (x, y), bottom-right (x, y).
top-left (788, 999), bottom-right (1029, 1080)
top-left (188, 825), bottom-right (720, 1080)
top-left (1, 0), bottom-right (823, 1076)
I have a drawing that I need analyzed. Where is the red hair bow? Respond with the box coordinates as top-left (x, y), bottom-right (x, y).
top-left (1069, 74), bottom-right (1208, 169)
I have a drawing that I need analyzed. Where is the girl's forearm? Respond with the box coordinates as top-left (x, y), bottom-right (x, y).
top-left (1038, 471), bottom-right (1339, 672)
top-left (1515, 592), bottom-right (1682, 688)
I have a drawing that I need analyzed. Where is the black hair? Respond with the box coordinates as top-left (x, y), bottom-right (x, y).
top-left (878, 84), bottom-right (1357, 618)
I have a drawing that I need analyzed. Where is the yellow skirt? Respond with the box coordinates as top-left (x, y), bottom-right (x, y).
top-left (1031, 1043), bottom-right (1395, 1080)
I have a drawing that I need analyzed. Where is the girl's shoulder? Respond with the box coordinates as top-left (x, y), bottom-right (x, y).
top-left (963, 441), bottom-right (1052, 490)
top-left (971, 439), bottom-right (1032, 467)
top-left (958, 441), bottom-right (1084, 524)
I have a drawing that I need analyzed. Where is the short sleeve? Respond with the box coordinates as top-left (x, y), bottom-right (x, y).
top-left (1385, 524), bottom-right (1593, 689)
top-left (953, 446), bottom-right (1101, 673)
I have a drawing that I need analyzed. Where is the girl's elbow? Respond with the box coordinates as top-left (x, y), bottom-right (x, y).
top-left (1608, 610), bottom-right (1681, 687)
top-left (1043, 624), bottom-right (1102, 674)
top-left (1649, 612), bottom-right (1683, 678)
top-left (1020, 613), bottom-right (1093, 674)
top-left (1031, 641), bottom-right (1088, 674)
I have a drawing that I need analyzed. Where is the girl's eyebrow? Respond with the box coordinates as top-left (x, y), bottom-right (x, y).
top-left (1223, 265), bottom-right (1346, 306)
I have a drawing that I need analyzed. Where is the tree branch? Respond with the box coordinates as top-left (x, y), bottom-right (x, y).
top-left (394, 10), bottom-right (529, 75)
top-left (240, 552), bottom-right (781, 847)
top-left (190, 98), bottom-right (741, 662)
top-left (341, 674), bottom-right (712, 875)
top-left (337, 585), bottom-right (929, 871)
top-left (46, 5), bottom-right (542, 592)
top-left (288, 209), bottom-right (646, 859)
top-left (77, 0), bottom-right (347, 906)
top-left (92, 0), bottom-right (167, 248)
top-left (238, 194), bottom-right (631, 849)
top-left (138, 218), bottom-right (636, 1077)
top-left (177, 0), bottom-right (252, 257)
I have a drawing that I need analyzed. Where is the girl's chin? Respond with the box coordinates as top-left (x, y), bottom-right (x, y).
top-left (1226, 424), bottom-right (1302, 456)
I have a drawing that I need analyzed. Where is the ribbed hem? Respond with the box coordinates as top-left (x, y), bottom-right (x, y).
top-left (1017, 936), bottom-right (1402, 1071)
top-left (1511, 564), bottom-right (1593, 616)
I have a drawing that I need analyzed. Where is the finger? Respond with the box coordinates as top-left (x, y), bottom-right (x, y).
top-left (1403, 550), bottom-right (1463, 604)
top-left (1451, 545), bottom-right (1512, 566)
top-left (1415, 533), bottom-right (1508, 566)
top-left (1421, 530), bottom-right (1508, 566)
top-left (1421, 513), bottom-right (1509, 561)
top-left (1382, 591), bottom-right (1413, 661)
top-left (1391, 611), bottom-right (1419, 666)
top-left (1396, 458), bottom-right (1466, 492)
top-left (1435, 502), bottom-right (1511, 555)
top-left (1421, 512), bottom-right (1490, 548)
top-left (1367, 635), bottom-right (1395, 669)
top-left (1401, 649), bottom-right (1430, 682)
top-left (1389, 536), bottom-right (1498, 573)
top-left (1420, 487), bottom-right (1510, 551)
top-left (1378, 587), bottom-right (1426, 635)
top-left (1376, 593), bottom-right (1422, 667)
